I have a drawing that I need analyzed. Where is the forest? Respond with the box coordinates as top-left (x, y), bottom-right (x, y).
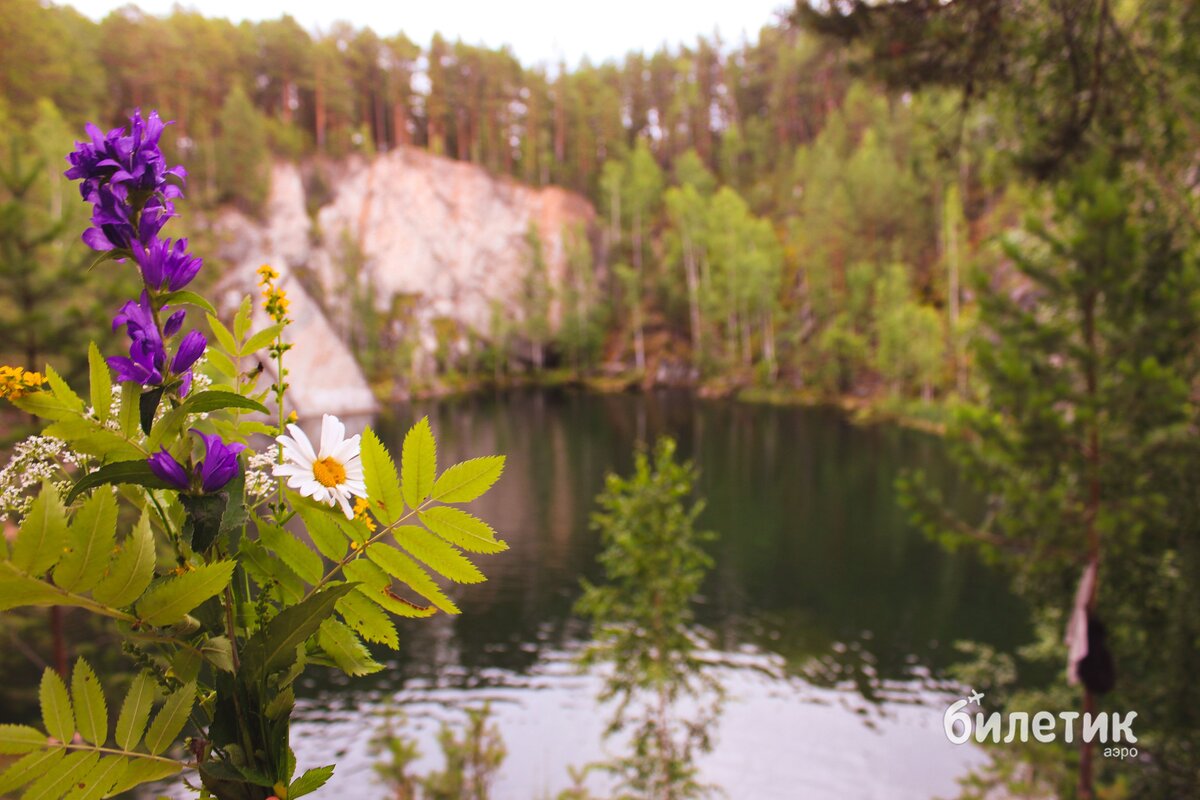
top-left (1, 1), bottom-right (1199, 799)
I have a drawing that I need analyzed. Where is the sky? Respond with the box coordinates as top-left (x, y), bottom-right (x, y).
top-left (63, 0), bottom-right (792, 67)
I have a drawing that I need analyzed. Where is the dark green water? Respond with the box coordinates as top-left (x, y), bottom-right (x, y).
top-left (363, 388), bottom-right (1027, 688)
top-left (280, 389), bottom-right (1029, 799)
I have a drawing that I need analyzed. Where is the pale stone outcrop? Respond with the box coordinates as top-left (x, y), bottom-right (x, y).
top-left (213, 147), bottom-right (595, 418)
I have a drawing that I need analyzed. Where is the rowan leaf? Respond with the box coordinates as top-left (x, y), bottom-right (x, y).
top-left (419, 506), bottom-right (509, 554)
top-left (336, 589), bottom-right (399, 648)
top-left (400, 417), bottom-right (436, 510)
top-left (39, 668), bottom-right (74, 744)
top-left (88, 342), bottom-right (112, 425)
top-left (143, 681), bottom-right (196, 755)
top-left (431, 456), bottom-right (505, 503)
top-left (11, 482), bottom-right (69, 576)
top-left (363, 427), bottom-right (404, 525)
top-left (115, 671), bottom-right (156, 751)
top-left (393, 525), bottom-right (484, 584)
top-left (318, 618), bottom-right (383, 676)
top-left (136, 561), bottom-right (236, 626)
top-left (92, 514), bottom-right (156, 608)
top-left (54, 489), bottom-right (118, 592)
top-left (367, 544), bottom-right (460, 614)
top-left (0, 725), bottom-right (46, 754)
top-left (70, 659), bottom-right (108, 746)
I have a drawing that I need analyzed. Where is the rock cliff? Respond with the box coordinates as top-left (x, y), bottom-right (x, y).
top-left (213, 147), bottom-right (595, 419)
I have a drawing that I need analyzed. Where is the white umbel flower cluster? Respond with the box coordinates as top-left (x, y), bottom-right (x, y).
top-left (0, 436), bottom-right (91, 522)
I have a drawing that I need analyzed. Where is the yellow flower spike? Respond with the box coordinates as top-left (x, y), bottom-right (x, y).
top-left (353, 497), bottom-right (377, 533)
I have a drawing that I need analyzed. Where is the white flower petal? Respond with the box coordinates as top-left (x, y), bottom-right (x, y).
top-left (284, 424), bottom-right (317, 463)
top-left (276, 435), bottom-right (314, 468)
top-left (298, 480), bottom-right (320, 498)
top-left (331, 437), bottom-right (361, 464)
top-left (273, 464), bottom-right (308, 478)
top-left (334, 489), bottom-right (354, 519)
top-left (345, 480), bottom-right (367, 496)
top-left (319, 415), bottom-right (346, 460)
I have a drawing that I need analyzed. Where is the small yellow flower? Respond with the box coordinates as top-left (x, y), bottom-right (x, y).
top-left (353, 496), bottom-right (377, 533)
top-left (256, 264), bottom-right (279, 285)
top-left (286, 410), bottom-right (298, 424)
top-left (0, 366), bottom-right (46, 401)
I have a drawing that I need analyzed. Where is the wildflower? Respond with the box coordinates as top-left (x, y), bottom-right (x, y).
top-left (257, 264), bottom-right (279, 285)
top-left (133, 237), bottom-right (203, 292)
top-left (65, 110), bottom-right (185, 205)
top-left (0, 366), bottom-right (46, 401)
top-left (274, 414), bottom-right (365, 519)
top-left (353, 497), bottom-right (377, 533)
top-left (264, 286), bottom-right (289, 323)
top-left (82, 185), bottom-right (174, 252)
top-left (147, 429), bottom-right (246, 493)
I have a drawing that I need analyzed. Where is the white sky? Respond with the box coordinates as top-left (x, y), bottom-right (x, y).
top-left (62, 0), bottom-right (792, 67)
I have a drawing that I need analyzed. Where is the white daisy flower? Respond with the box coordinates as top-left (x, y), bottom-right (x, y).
top-left (274, 414), bottom-right (366, 518)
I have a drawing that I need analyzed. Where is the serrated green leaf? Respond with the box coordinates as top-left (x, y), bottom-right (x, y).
top-left (336, 589), bottom-right (399, 648)
top-left (0, 570), bottom-right (71, 610)
top-left (143, 681), bottom-right (196, 755)
top-left (400, 417), bottom-right (436, 511)
top-left (115, 672), bottom-right (156, 751)
top-left (295, 504), bottom-right (349, 561)
top-left (44, 365), bottom-right (85, 413)
top-left (233, 295), bottom-right (253, 341)
top-left (0, 725), bottom-right (46, 754)
top-left (70, 659), bottom-right (107, 746)
top-left (54, 490), bottom-right (118, 592)
top-left (39, 668), bottom-right (74, 744)
top-left (0, 748), bottom-right (66, 794)
top-left (10, 391), bottom-right (77, 421)
top-left (11, 483), bottom-right (68, 576)
top-left (202, 636), bottom-right (236, 673)
top-left (289, 765), bottom-right (335, 799)
top-left (66, 461), bottom-right (171, 505)
top-left (106, 757), bottom-right (181, 796)
top-left (181, 390), bottom-right (268, 416)
top-left (207, 312), bottom-right (238, 354)
top-left (136, 561), bottom-right (236, 626)
top-left (158, 289), bottom-right (218, 318)
top-left (418, 506), bottom-right (509, 554)
top-left (259, 523), bottom-right (324, 585)
top-left (393, 525), bottom-right (485, 584)
top-left (21, 750), bottom-right (98, 800)
top-left (431, 456), bottom-right (505, 503)
top-left (241, 583), bottom-right (355, 681)
top-left (92, 515), bottom-right (156, 608)
top-left (239, 539), bottom-right (305, 604)
top-left (88, 343), bottom-right (112, 425)
top-left (367, 544), bottom-right (459, 614)
top-left (117, 383), bottom-right (138, 437)
top-left (363, 428), bottom-right (404, 525)
top-left (240, 323), bottom-right (286, 357)
top-left (205, 348), bottom-right (239, 379)
top-left (63, 755), bottom-right (128, 800)
top-left (342, 560), bottom-right (437, 618)
top-left (318, 618), bottom-right (383, 676)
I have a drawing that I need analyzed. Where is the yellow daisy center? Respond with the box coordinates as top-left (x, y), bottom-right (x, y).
top-left (312, 456), bottom-right (346, 488)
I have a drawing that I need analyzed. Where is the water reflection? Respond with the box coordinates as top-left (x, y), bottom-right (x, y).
top-left (283, 388), bottom-right (1029, 798)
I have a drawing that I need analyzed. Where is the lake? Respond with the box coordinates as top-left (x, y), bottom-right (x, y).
top-left (281, 388), bottom-right (1030, 800)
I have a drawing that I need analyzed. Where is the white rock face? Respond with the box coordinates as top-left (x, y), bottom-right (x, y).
top-left (213, 147), bottom-right (594, 417)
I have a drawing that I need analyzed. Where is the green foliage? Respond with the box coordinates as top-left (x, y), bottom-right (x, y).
top-left (0, 661), bottom-right (187, 796)
top-left (576, 437), bottom-right (721, 800)
top-left (215, 84), bottom-right (270, 215)
top-left (370, 704), bottom-right (507, 800)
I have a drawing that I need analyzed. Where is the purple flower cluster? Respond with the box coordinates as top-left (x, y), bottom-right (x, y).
top-left (67, 110), bottom-right (240, 494)
top-left (149, 430), bottom-right (246, 494)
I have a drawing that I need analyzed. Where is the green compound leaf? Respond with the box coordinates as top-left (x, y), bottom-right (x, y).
top-left (289, 765), bottom-right (335, 799)
top-left (107, 757), bottom-right (181, 796)
top-left (367, 544), bottom-right (460, 615)
top-left (0, 749), bottom-right (66, 794)
top-left (393, 525), bottom-right (485, 584)
top-left (54, 489), bottom-right (118, 592)
top-left (241, 583), bottom-right (356, 682)
top-left (342, 560), bottom-right (436, 619)
top-left (400, 416), bottom-right (436, 511)
top-left (431, 455), bottom-right (505, 503)
top-left (11, 482), bottom-right (69, 576)
top-left (115, 671), bottom-right (157, 751)
top-left (318, 618), bottom-right (383, 676)
top-left (362, 427), bottom-right (404, 525)
top-left (143, 681), bottom-right (196, 755)
top-left (92, 514), bottom-right (156, 608)
top-left (39, 668), bottom-right (74, 744)
top-left (0, 725), bottom-right (46, 755)
top-left (65, 754), bottom-right (130, 800)
top-left (259, 522), bottom-right (324, 585)
top-left (419, 506), bottom-right (509, 554)
top-left (88, 342), bottom-right (112, 425)
top-left (70, 659), bottom-right (108, 746)
top-left (136, 561), bottom-right (236, 627)
top-left (336, 589), bottom-right (399, 648)
top-left (22, 750), bottom-right (98, 800)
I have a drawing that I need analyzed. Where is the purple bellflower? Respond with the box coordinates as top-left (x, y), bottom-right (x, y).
top-left (147, 429), bottom-right (245, 493)
top-left (133, 237), bottom-right (203, 291)
top-left (82, 187), bottom-right (174, 252)
top-left (66, 110), bottom-right (185, 204)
